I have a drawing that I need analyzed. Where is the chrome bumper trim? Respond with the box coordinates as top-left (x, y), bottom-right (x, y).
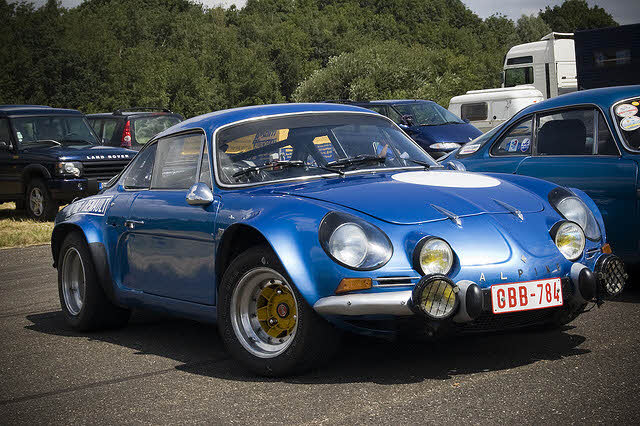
top-left (313, 291), bottom-right (414, 316)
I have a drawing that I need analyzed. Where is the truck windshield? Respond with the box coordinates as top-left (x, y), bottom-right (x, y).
top-left (216, 113), bottom-right (439, 186)
top-left (505, 67), bottom-right (534, 87)
top-left (392, 102), bottom-right (464, 126)
top-left (12, 115), bottom-right (99, 147)
top-left (613, 98), bottom-right (640, 151)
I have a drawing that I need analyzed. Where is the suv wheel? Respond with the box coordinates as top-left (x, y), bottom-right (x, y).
top-left (25, 178), bottom-right (58, 221)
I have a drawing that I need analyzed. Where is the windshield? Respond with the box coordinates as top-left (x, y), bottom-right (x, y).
top-left (392, 102), bottom-right (464, 126)
top-left (612, 97), bottom-right (640, 151)
top-left (12, 115), bottom-right (99, 147)
top-left (456, 122), bottom-right (506, 157)
top-left (216, 113), bottom-right (438, 186)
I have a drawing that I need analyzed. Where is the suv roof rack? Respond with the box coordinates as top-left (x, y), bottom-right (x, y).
top-left (113, 107), bottom-right (172, 115)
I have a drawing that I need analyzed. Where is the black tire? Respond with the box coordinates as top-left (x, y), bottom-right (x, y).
top-left (25, 178), bottom-right (58, 221)
top-left (218, 246), bottom-right (340, 376)
top-left (14, 199), bottom-right (25, 210)
top-left (58, 232), bottom-right (130, 331)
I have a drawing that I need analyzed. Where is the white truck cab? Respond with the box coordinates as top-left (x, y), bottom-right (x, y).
top-left (450, 33), bottom-right (577, 132)
top-left (503, 32), bottom-right (577, 99)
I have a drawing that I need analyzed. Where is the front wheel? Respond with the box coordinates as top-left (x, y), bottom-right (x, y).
top-left (58, 232), bottom-right (130, 331)
top-left (218, 246), bottom-right (339, 376)
top-left (25, 178), bottom-right (58, 220)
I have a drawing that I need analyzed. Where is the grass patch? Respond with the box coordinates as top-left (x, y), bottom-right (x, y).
top-left (0, 203), bottom-right (55, 249)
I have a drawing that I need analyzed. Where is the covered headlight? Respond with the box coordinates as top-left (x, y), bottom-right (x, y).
top-left (411, 275), bottom-right (459, 319)
top-left (549, 188), bottom-right (601, 240)
top-left (414, 237), bottom-right (454, 275)
top-left (319, 211), bottom-right (393, 270)
top-left (552, 221), bottom-right (585, 261)
top-left (56, 161), bottom-right (82, 177)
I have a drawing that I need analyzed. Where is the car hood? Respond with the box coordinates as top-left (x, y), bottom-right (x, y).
top-left (22, 145), bottom-right (137, 161)
top-left (273, 170), bottom-right (545, 225)
top-left (413, 123), bottom-right (482, 144)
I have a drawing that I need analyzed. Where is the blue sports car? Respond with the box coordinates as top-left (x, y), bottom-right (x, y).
top-left (51, 103), bottom-right (625, 376)
top-left (447, 85), bottom-right (640, 268)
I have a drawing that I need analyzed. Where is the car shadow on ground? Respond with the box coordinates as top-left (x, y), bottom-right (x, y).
top-left (26, 310), bottom-right (590, 385)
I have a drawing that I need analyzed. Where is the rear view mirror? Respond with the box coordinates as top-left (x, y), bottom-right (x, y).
top-left (186, 182), bottom-right (214, 206)
top-left (444, 160), bottom-right (466, 171)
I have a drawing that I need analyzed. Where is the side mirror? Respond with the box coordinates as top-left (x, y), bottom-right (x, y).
top-left (463, 118), bottom-right (470, 124)
top-left (186, 182), bottom-right (214, 206)
top-left (444, 160), bottom-right (466, 171)
top-left (0, 141), bottom-right (11, 150)
top-left (102, 137), bottom-right (109, 145)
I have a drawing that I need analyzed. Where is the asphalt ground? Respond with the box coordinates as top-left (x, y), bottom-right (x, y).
top-left (0, 244), bottom-right (639, 425)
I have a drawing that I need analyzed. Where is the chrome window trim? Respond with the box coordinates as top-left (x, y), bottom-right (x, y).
top-left (610, 95), bottom-right (640, 154)
top-left (210, 110), bottom-right (438, 190)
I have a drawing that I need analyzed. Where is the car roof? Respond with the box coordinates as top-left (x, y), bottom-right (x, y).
top-left (0, 105), bottom-right (83, 118)
top-left (155, 102), bottom-right (379, 140)
top-left (367, 99), bottom-right (434, 105)
top-left (515, 85), bottom-right (640, 119)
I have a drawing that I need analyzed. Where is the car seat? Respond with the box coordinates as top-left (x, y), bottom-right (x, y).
top-left (537, 119), bottom-right (587, 155)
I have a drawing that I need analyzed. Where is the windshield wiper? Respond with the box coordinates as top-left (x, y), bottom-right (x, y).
top-left (27, 139), bottom-right (62, 147)
top-left (326, 154), bottom-right (386, 170)
top-left (232, 160), bottom-right (306, 179)
top-left (408, 159), bottom-right (438, 169)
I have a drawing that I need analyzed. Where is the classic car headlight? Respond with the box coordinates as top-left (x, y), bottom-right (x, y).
top-left (429, 142), bottom-right (461, 150)
top-left (56, 161), bottom-right (83, 178)
top-left (414, 237), bottom-right (454, 275)
top-left (552, 221), bottom-right (585, 261)
top-left (549, 188), bottom-right (601, 240)
top-left (319, 211), bottom-right (392, 270)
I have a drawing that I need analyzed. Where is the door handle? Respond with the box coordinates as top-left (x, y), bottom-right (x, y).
top-left (124, 220), bottom-right (144, 229)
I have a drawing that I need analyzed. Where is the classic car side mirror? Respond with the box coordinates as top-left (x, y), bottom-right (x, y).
top-left (463, 118), bottom-right (470, 124)
top-left (186, 182), bottom-right (214, 206)
top-left (444, 160), bottom-right (466, 171)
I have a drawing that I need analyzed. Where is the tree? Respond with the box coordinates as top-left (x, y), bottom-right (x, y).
top-left (540, 0), bottom-right (618, 32)
top-left (516, 14), bottom-right (552, 43)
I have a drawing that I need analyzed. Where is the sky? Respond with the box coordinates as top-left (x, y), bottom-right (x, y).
top-left (15, 0), bottom-right (640, 25)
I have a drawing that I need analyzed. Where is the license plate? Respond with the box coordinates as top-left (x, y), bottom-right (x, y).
top-left (491, 278), bottom-right (563, 314)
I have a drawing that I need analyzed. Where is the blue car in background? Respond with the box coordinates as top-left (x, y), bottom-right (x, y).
top-left (450, 86), bottom-right (640, 269)
top-left (331, 100), bottom-right (483, 159)
top-left (51, 103), bottom-right (624, 376)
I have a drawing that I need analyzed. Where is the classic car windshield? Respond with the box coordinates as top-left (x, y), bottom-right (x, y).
top-left (612, 97), bottom-right (640, 151)
top-left (216, 113), bottom-right (438, 185)
top-left (392, 102), bottom-right (464, 126)
top-left (12, 115), bottom-right (99, 147)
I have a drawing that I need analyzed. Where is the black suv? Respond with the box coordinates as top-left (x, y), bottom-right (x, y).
top-left (0, 105), bottom-right (136, 220)
top-left (87, 107), bottom-right (183, 151)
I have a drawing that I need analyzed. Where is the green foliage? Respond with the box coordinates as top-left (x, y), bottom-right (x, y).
top-left (0, 0), bottom-right (620, 117)
top-left (540, 0), bottom-right (618, 32)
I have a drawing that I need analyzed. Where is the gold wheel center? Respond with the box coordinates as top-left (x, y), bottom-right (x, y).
top-left (256, 283), bottom-right (297, 338)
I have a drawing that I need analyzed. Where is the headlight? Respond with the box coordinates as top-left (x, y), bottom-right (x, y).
top-left (552, 221), bottom-right (585, 261)
top-left (429, 142), bottom-right (461, 150)
top-left (549, 188), bottom-right (601, 240)
top-left (414, 237), bottom-right (454, 275)
top-left (55, 161), bottom-right (82, 177)
top-left (319, 211), bottom-right (393, 270)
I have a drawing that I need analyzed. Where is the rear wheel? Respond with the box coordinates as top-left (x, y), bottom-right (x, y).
top-left (26, 178), bottom-right (58, 220)
top-left (218, 246), bottom-right (339, 376)
top-left (58, 232), bottom-right (130, 331)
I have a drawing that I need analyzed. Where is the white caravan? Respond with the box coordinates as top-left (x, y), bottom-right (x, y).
top-left (448, 85), bottom-right (544, 133)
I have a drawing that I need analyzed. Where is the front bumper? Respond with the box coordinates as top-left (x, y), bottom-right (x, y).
top-left (48, 178), bottom-right (100, 202)
top-left (313, 259), bottom-right (624, 323)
